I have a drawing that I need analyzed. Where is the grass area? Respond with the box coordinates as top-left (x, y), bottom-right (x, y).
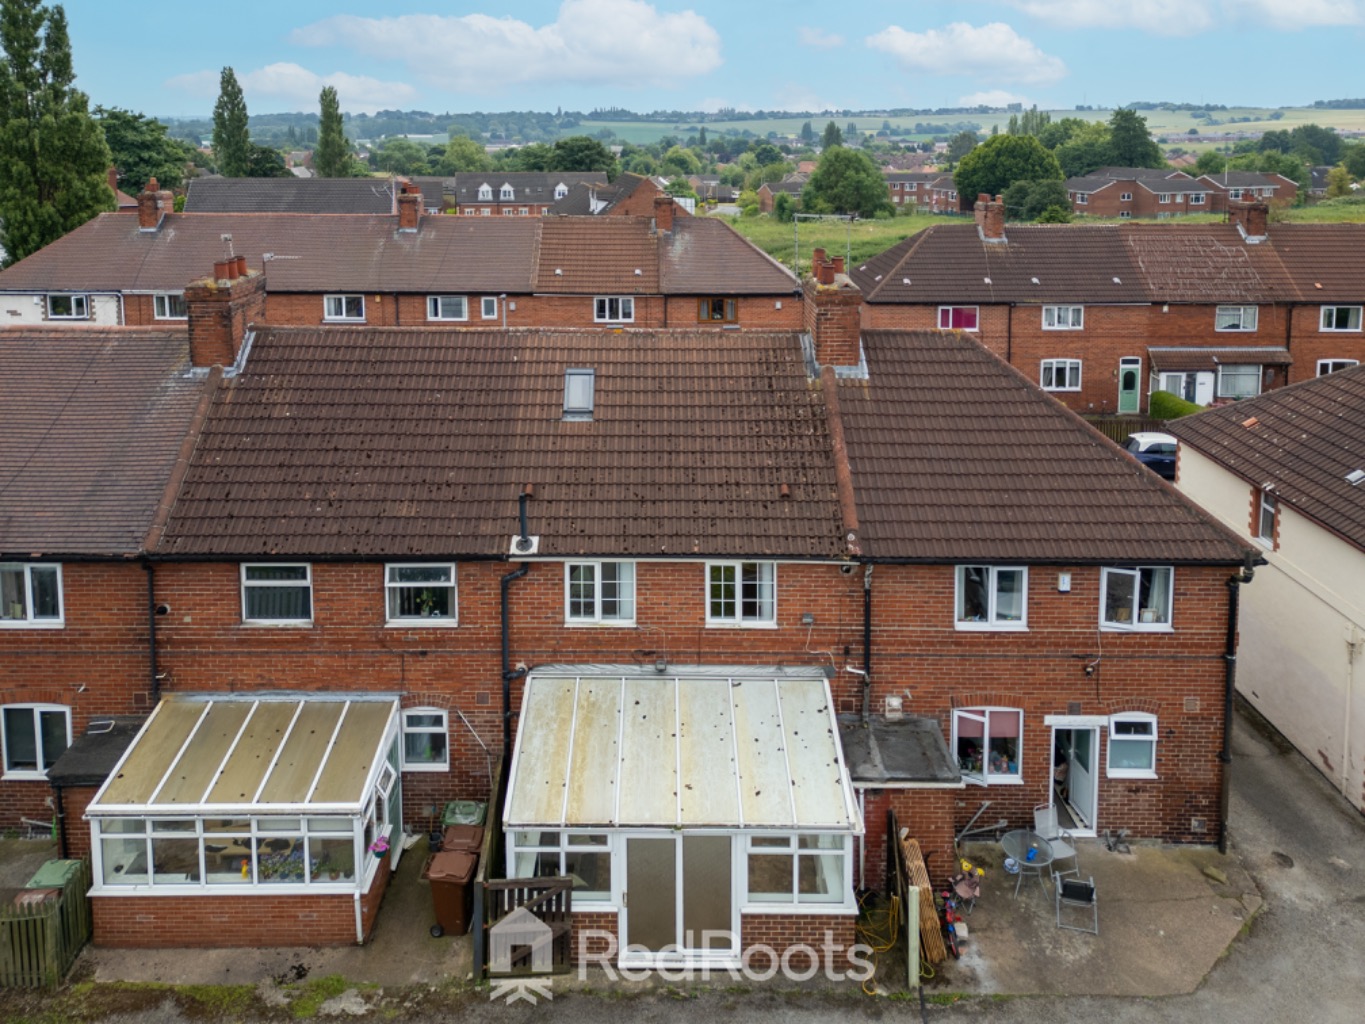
top-left (286, 974), bottom-right (359, 1019)
top-left (714, 212), bottom-right (932, 272)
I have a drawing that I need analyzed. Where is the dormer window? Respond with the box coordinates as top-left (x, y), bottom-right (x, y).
top-left (554, 183), bottom-right (568, 200)
top-left (477, 184), bottom-right (492, 201)
top-left (564, 368), bottom-right (595, 420)
top-left (500, 184), bottom-right (515, 201)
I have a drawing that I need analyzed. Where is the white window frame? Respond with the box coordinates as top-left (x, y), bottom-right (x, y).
top-left (1189, 192), bottom-right (1206, 205)
top-left (1228, 188), bottom-right (1243, 200)
top-left (1158, 193), bottom-right (1171, 204)
top-left (479, 208), bottom-right (491, 217)
top-left (426, 295), bottom-right (468, 322)
top-left (507, 830), bottom-right (613, 903)
top-left (937, 305), bottom-right (979, 331)
top-left (153, 292), bottom-right (187, 320)
top-left (1119, 210), bottom-right (1132, 219)
top-left (906, 182), bottom-right (917, 192)
top-left (2, 704), bottom-right (71, 779)
top-left (385, 563), bottom-right (457, 625)
top-left (706, 561), bottom-right (776, 627)
top-left (1215, 305), bottom-right (1258, 332)
top-left (554, 183), bottom-right (568, 199)
top-left (1042, 306), bottom-right (1083, 330)
top-left (1075, 193), bottom-right (1088, 205)
top-left (1100, 566), bottom-right (1173, 631)
top-left (481, 296), bottom-right (498, 320)
top-left (1120, 192), bottom-right (1133, 202)
top-left (46, 294), bottom-right (88, 320)
top-left (1317, 359), bottom-right (1359, 375)
top-left (1216, 364), bottom-right (1261, 399)
top-left (477, 184), bottom-right (492, 201)
top-left (955, 566), bottom-right (1028, 630)
top-left (323, 294), bottom-right (364, 322)
top-left (1320, 306), bottom-right (1363, 332)
top-left (563, 368), bottom-right (595, 419)
top-left (744, 833), bottom-right (852, 910)
top-left (400, 707), bottom-right (449, 772)
top-left (240, 564), bottom-right (313, 625)
top-left (1040, 358), bottom-right (1082, 391)
top-left (0, 563), bottom-right (63, 627)
top-left (499, 184), bottom-right (515, 201)
top-left (1107, 712), bottom-right (1158, 779)
top-left (565, 561), bottom-right (636, 625)
top-left (952, 707), bottom-right (1023, 786)
top-left (1257, 490), bottom-right (1277, 546)
top-left (593, 296), bottom-right (635, 323)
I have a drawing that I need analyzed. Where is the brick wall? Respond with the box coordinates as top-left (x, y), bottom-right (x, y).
top-left (1287, 304), bottom-right (1365, 383)
top-left (739, 913), bottom-right (859, 972)
top-left (571, 909), bottom-right (619, 962)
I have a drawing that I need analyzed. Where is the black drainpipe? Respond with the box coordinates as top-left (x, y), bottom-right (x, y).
top-left (859, 564), bottom-right (873, 722)
top-left (1218, 555), bottom-right (1255, 854)
top-left (53, 784), bottom-right (68, 859)
top-left (142, 558), bottom-right (160, 704)
top-left (502, 491), bottom-right (533, 753)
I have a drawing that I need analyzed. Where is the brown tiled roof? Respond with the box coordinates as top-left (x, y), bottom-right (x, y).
top-left (1122, 223), bottom-right (1295, 303)
top-left (838, 330), bottom-right (1253, 564)
top-left (184, 178), bottom-right (399, 214)
top-left (1170, 364), bottom-right (1365, 550)
top-left (534, 217), bottom-right (659, 293)
top-left (659, 218), bottom-right (799, 295)
top-left (1148, 347), bottom-right (1292, 371)
top-left (0, 330), bottom-right (209, 557)
top-left (1257, 224), bottom-right (1365, 302)
top-left (158, 327), bottom-right (845, 560)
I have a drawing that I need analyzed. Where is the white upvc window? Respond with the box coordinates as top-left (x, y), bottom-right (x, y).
top-left (241, 564), bottom-right (312, 624)
top-left (2, 704), bottom-right (71, 779)
top-left (1, 563), bottom-right (63, 626)
top-left (1040, 359), bottom-right (1082, 391)
top-left (1107, 713), bottom-right (1158, 778)
top-left (1257, 489), bottom-right (1277, 546)
top-left (1215, 305), bottom-right (1258, 332)
top-left (1075, 193), bottom-right (1088, 205)
top-left (481, 296), bottom-right (498, 319)
top-left (500, 184), bottom-right (515, 201)
top-left (1317, 359), bottom-right (1359, 375)
top-left (509, 830), bottom-right (612, 903)
top-left (153, 293), bottom-right (187, 320)
top-left (427, 295), bottom-right (468, 321)
top-left (385, 564), bottom-right (456, 623)
top-left (706, 561), bottom-right (776, 626)
top-left (1119, 210), bottom-right (1132, 219)
top-left (1120, 192), bottom-right (1133, 202)
top-left (47, 294), bottom-right (88, 319)
top-left (745, 833), bottom-right (851, 908)
top-left (937, 306), bottom-right (978, 331)
top-left (955, 566), bottom-right (1027, 629)
top-left (1228, 188), bottom-right (1243, 200)
top-left (1189, 192), bottom-right (1206, 205)
top-left (565, 561), bottom-right (636, 624)
top-left (554, 183), bottom-right (568, 199)
top-left (953, 707), bottom-right (1022, 785)
top-left (1158, 193), bottom-right (1171, 204)
top-left (1101, 566), bottom-right (1173, 630)
top-left (1216, 364), bottom-right (1261, 399)
top-left (593, 296), bottom-right (635, 323)
top-left (401, 708), bottom-right (449, 771)
top-left (477, 184), bottom-right (492, 201)
top-left (323, 294), bottom-right (364, 321)
top-left (1042, 305), bottom-right (1083, 330)
top-left (1320, 306), bottom-right (1362, 332)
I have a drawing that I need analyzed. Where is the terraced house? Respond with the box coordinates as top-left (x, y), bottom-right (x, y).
top-left (1, 245), bottom-right (1255, 966)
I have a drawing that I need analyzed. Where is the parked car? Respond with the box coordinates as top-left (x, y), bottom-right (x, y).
top-left (1123, 431), bottom-right (1178, 480)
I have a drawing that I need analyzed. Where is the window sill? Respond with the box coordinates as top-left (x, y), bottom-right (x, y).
top-left (1041, 387), bottom-right (1082, 393)
top-left (426, 318), bottom-right (469, 324)
top-left (385, 619), bottom-right (459, 628)
top-left (564, 620), bottom-right (637, 628)
top-left (1, 770), bottom-right (51, 782)
top-left (400, 762), bottom-right (450, 773)
top-left (241, 620), bottom-right (314, 628)
top-left (954, 622), bottom-right (1028, 632)
top-left (0, 620), bottom-right (64, 629)
top-left (1106, 769), bottom-right (1158, 781)
top-left (1100, 623), bottom-right (1174, 633)
top-left (961, 776), bottom-right (1023, 787)
top-left (323, 318), bottom-right (366, 324)
top-left (1041, 326), bottom-right (1083, 332)
top-left (704, 622), bottom-right (779, 630)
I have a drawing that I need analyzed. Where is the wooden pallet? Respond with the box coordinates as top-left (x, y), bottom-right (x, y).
top-left (900, 837), bottom-right (946, 964)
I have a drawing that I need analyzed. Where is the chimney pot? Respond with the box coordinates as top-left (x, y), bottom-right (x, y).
top-left (832, 255), bottom-right (845, 276)
top-left (234, 255), bottom-right (248, 277)
top-left (213, 259), bottom-right (231, 281)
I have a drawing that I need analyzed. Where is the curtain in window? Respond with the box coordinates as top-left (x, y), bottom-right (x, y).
top-left (1140, 568), bottom-right (1171, 624)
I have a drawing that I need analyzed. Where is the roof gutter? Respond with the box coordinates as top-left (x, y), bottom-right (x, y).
top-left (1219, 553), bottom-right (1256, 854)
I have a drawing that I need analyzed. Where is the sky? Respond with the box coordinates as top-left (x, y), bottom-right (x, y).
top-left (57, 0), bottom-right (1365, 118)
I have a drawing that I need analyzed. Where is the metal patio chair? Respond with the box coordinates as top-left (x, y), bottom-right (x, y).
top-left (1034, 802), bottom-right (1079, 878)
top-left (1054, 872), bottom-right (1099, 934)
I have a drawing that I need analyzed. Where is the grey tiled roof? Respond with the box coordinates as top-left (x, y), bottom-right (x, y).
top-left (184, 178), bottom-right (400, 214)
top-left (449, 171), bottom-right (607, 204)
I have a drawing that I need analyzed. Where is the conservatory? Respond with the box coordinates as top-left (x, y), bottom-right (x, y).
top-left (85, 694), bottom-right (402, 945)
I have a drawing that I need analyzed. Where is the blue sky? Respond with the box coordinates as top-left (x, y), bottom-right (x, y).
top-left (60, 1), bottom-right (1365, 117)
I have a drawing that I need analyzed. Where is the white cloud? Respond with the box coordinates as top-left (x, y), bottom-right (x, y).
top-left (866, 22), bottom-right (1066, 85)
top-left (1228, 0), bottom-right (1363, 27)
top-left (290, 1), bottom-right (722, 92)
top-left (769, 84), bottom-right (843, 113)
top-left (1005, 0), bottom-right (1362, 33)
top-left (798, 27), bottom-right (844, 49)
top-left (166, 64), bottom-right (416, 114)
top-left (959, 89), bottom-right (1032, 108)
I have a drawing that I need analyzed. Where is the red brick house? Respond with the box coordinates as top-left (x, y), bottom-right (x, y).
top-left (1197, 171), bottom-right (1299, 208)
top-left (448, 171), bottom-right (608, 216)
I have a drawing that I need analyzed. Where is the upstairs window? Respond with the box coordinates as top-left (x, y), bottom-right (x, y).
top-left (937, 306), bottom-right (978, 331)
top-left (1321, 306), bottom-right (1362, 332)
top-left (906, 182), bottom-right (917, 192)
top-left (594, 296), bottom-right (634, 323)
top-left (241, 564), bottom-right (312, 624)
top-left (477, 184), bottom-right (492, 201)
top-left (554, 183), bottom-right (568, 199)
top-left (563, 368), bottom-right (595, 420)
top-left (1101, 566), bottom-right (1172, 629)
top-left (323, 294), bottom-right (364, 321)
top-left (1256, 490), bottom-right (1277, 546)
top-left (386, 564), bottom-right (456, 623)
top-left (427, 296), bottom-right (468, 321)
top-left (1042, 305), bottom-right (1083, 330)
top-left (1318, 359), bottom-right (1359, 375)
top-left (47, 294), bottom-right (88, 319)
top-left (1215, 306), bottom-right (1258, 332)
top-left (698, 297), bottom-right (737, 323)
top-left (566, 562), bottom-right (635, 624)
top-left (481, 296), bottom-right (498, 319)
top-left (1120, 192), bottom-right (1133, 201)
top-left (154, 293), bottom-right (187, 320)
top-left (1, 563), bottom-right (63, 626)
top-left (499, 184), bottom-right (514, 201)
top-left (2, 705), bottom-right (70, 778)
top-left (707, 561), bottom-right (775, 626)
top-left (955, 566), bottom-right (1027, 629)
top-left (953, 707), bottom-right (1022, 784)
top-left (1040, 359), bottom-right (1082, 391)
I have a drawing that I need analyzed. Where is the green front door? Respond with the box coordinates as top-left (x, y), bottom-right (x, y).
top-left (1118, 357), bottom-right (1141, 414)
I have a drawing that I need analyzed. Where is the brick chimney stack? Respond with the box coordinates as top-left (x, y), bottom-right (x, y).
top-left (974, 193), bottom-right (1006, 243)
top-left (137, 177), bottom-right (175, 232)
top-left (106, 166), bottom-right (119, 195)
top-left (184, 261), bottom-right (267, 368)
top-left (804, 251), bottom-right (862, 368)
top-left (1229, 199), bottom-right (1269, 242)
top-left (653, 194), bottom-right (674, 232)
top-left (397, 180), bottom-right (422, 232)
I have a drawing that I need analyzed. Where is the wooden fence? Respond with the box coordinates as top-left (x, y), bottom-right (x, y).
top-left (0, 858), bottom-right (92, 989)
top-left (1083, 415), bottom-right (1166, 444)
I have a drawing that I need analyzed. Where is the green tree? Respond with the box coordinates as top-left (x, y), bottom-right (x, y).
top-left (802, 146), bottom-right (890, 218)
top-left (1289, 123), bottom-right (1342, 166)
top-left (1325, 164), bottom-right (1353, 198)
top-left (821, 121), bottom-right (843, 149)
top-left (1107, 109), bottom-right (1164, 168)
top-left (1052, 122), bottom-right (1112, 177)
top-left (953, 134), bottom-right (1062, 203)
top-left (1035, 204), bottom-right (1072, 223)
top-left (246, 143), bottom-right (290, 178)
top-left (371, 137), bottom-right (430, 176)
top-left (439, 135), bottom-right (490, 174)
top-left (1343, 143), bottom-right (1365, 180)
top-left (314, 85), bottom-right (348, 177)
top-left (945, 130), bottom-right (979, 165)
top-left (1020, 179), bottom-right (1071, 220)
top-left (1193, 150), bottom-right (1226, 176)
top-left (95, 106), bottom-right (194, 193)
top-left (211, 67), bottom-right (250, 176)
top-left (509, 142), bottom-right (554, 171)
top-left (550, 135), bottom-right (615, 173)
top-left (0, 0), bottom-right (113, 264)
top-left (772, 191), bottom-right (795, 223)
top-left (659, 144), bottom-right (700, 178)
top-left (800, 120), bottom-right (814, 144)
